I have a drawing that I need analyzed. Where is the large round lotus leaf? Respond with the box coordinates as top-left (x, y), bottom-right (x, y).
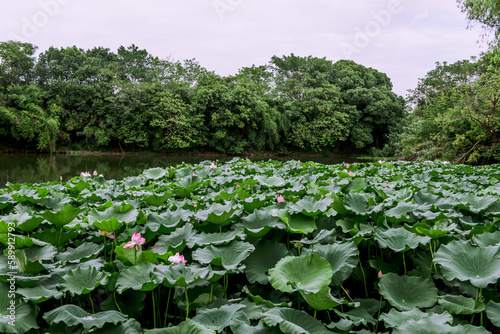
top-left (438, 295), bottom-right (485, 315)
top-left (278, 212), bottom-right (317, 234)
top-left (244, 240), bottom-right (289, 284)
top-left (300, 286), bottom-right (351, 311)
top-left (142, 192), bottom-right (173, 207)
top-left (17, 285), bottom-right (64, 304)
top-left (384, 202), bottom-right (422, 223)
top-left (88, 202), bottom-right (139, 225)
top-left (269, 254), bottom-right (333, 294)
top-left (195, 202), bottom-right (242, 226)
top-left (255, 176), bottom-right (286, 187)
top-left (145, 209), bottom-right (191, 233)
top-left (43, 304), bottom-right (128, 330)
top-left (288, 196), bottom-right (334, 217)
top-left (242, 194), bottom-right (267, 213)
top-left (91, 318), bottom-right (143, 334)
top-left (393, 319), bottom-right (490, 334)
top-left (486, 300), bottom-right (500, 327)
top-left (144, 319), bottom-right (216, 334)
top-left (473, 231), bottom-right (500, 247)
top-left (24, 244), bottom-right (57, 262)
top-left (189, 228), bottom-right (245, 247)
top-left (303, 242), bottom-right (359, 286)
top-left (242, 286), bottom-right (291, 308)
top-left (93, 217), bottom-right (124, 233)
top-left (262, 307), bottom-right (331, 334)
top-left (42, 204), bottom-right (84, 227)
top-left (192, 241), bottom-right (255, 271)
top-left (375, 227), bottom-right (431, 252)
top-left (153, 224), bottom-right (196, 254)
top-left (100, 290), bottom-right (146, 320)
top-left (56, 242), bottom-right (104, 263)
top-left (433, 240), bottom-right (500, 288)
top-left (457, 193), bottom-right (497, 213)
top-left (16, 214), bottom-right (44, 232)
top-left (124, 176), bottom-right (145, 188)
top-left (344, 192), bottom-right (373, 216)
top-left (14, 249), bottom-right (45, 275)
top-left (143, 167), bottom-right (167, 180)
top-left (192, 303), bottom-right (246, 332)
top-left (116, 262), bottom-right (161, 293)
top-left (60, 266), bottom-right (109, 296)
top-left (378, 273), bottom-right (438, 311)
top-left (0, 285), bottom-right (39, 334)
top-left (380, 308), bottom-right (453, 328)
top-left (154, 263), bottom-right (209, 287)
top-left (239, 209), bottom-right (286, 238)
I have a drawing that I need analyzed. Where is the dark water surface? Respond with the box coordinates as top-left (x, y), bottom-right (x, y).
top-left (0, 153), bottom-right (370, 186)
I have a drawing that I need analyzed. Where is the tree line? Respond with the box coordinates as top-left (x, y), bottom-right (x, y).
top-left (0, 41), bottom-right (405, 154)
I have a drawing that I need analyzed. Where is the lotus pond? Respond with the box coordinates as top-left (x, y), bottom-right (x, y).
top-left (1, 158), bottom-right (500, 333)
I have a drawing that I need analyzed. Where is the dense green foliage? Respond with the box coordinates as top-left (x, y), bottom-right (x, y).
top-left (1, 159), bottom-right (500, 333)
top-left (0, 41), bottom-right (404, 154)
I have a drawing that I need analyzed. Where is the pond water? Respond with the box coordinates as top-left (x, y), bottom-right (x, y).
top-left (0, 153), bottom-right (371, 186)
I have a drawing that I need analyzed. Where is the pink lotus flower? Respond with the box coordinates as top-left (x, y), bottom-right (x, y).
top-left (99, 229), bottom-right (115, 239)
top-left (124, 232), bottom-right (145, 251)
top-left (236, 184), bottom-right (240, 187)
top-left (349, 171), bottom-right (353, 176)
top-left (93, 170), bottom-right (98, 176)
top-left (378, 270), bottom-right (383, 278)
top-left (378, 160), bottom-right (383, 163)
top-left (193, 173), bottom-right (197, 177)
top-left (210, 163), bottom-right (217, 169)
top-left (277, 195), bottom-right (285, 203)
top-left (168, 252), bottom-right (187, 264)
top-left (80, 172), bottom-right (91, 177)
top-left (99, 174), bottom-right (103, 177)
top-left (343, 169), bottom-right (347, 172)
top-left (298, 160), bottom-right (301, 163)
top-left (346, 163), bottom-right (350, 168)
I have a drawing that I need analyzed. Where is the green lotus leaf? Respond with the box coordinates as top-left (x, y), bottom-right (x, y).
top-left (438, 294), bottom-right (485, 315)
top-left (385, 202), bottom-right (422, 223)
top-left (154, 263), bottom-right (209, 287)
top-left (114, 247), bottom-right (159, 266)
top-left (17, 285), bottom-right (64, 304)
top-left (255, 176), bottom-right (286, 187)
top-left (153, 224), bottom-right (196, 254)
top-left (300, 285), bottom-right (351, 311)
top-left (0, 285), bottom-right (39, 334)
top-left (66, 179), bottom-right (91, 192)
top-left (189, 228), bottom-right (245, 247)
top-left (195, 202), bottom-right (242, 226)
top-left (14, 249), bottom-right (45, 275)
top-left (380, 308), bottom-right (453, 328)
top-left (413, 220), bottom-right (455, 239)
top-left (378, 273), bottom-right (438, 311)
top-left (239, 209), bottom-right (286, 238)
top-left (144, 319), bottom-right (216, 334)
top-left (145, 209), bottom-right (192, 233)
top-left (60, 266), bottom-right (109, 296)
top-left (278, 212), bottom-right (317, 234)
top-left (394, 319), bottom-right (490, 334)
top-left (116, 262), bottom-right (161, 293)
top-left (242, 286), bottom-right (291, 308)
top-left (56, 242), bottom-right (104, 263)
top-left (375, 227), bottom-right (430, 252)
top-left (244, 240), bottom-right (289, 284)
top-left (0, 212), bottom-right (44, 232)
top-left (473, 231), bottom-right (500, 247)
top-left (143, 167), bottom-right (167, 180)
top-left (143, 192), bottom-right (173, 207)
top-left (41, 204), bottom-right (85, 227)
top-left (123, 176), bottom-right (145, 188)
top-left (93, 217), bottom-right (123, 233)
top-left (192, 303), bottom-right (246, 332)
top-left (43, 304), bottom-right (128, 330)
top-left (91, 318), bottom-right (143, 334)
top-left (457, 193), bottom-right (497, 213)
top-left (486, 300), bottom-right (500, 327)
top-left (192, 240), bottom-right (255, 271)
top-left (231, 322), bottom-right (282, 334)
top-left (242, 194), bottom-right (268, 213)
top-left (31, 228), bottom-right (79, 247)
top-left (0, 233), bottom-right (47, 248)
top-left (88, 202), bottom-right (138, 225)
top-left (100, 290), bottom-right (146, 320)
top-left (262, 307), bottom-right (331, 334)
top-left (269, 254), bottom-right (333, 294)
top-left (303, 241), bottom-right (359, 286)
top-left (12, 187), bottom-right (50, 204)
top-left (433, 240), bottom-right (500, 288)
top-left (24, 244), bottom-right (57, 262)
top-left (288, 196), bottom-right (334, 217)
top-left (344, 193), bottom-right (373, 216)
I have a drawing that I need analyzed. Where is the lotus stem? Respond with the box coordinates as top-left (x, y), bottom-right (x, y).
top-left (89, 294), bottom-right (95, 314)
top-left (185, 287), bottom-right (189, 319)
top-left (314, 310), bottom-right (317, 318)
top-left (113, 292), bottom-right (122, 313)
top-left (358, 257), bottom-right (369, 298)
top-left (58, 227), bottom-right (63, 252)
top-left (341, 286), bottom-right (354, 303)
top-left (152, 290), bottom-right (157, 328)
top-left (402, 252), bottom-right (407, 275)
top-left (374, 293), bottom-right (383, 333)
top-left (164, 287), bottom-right (172, 327)
top-left (209, 284), bottom-right (213, 304)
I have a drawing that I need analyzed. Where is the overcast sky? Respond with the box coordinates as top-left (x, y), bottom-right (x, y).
top-left (0, 0), bottom-right (490, 97)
